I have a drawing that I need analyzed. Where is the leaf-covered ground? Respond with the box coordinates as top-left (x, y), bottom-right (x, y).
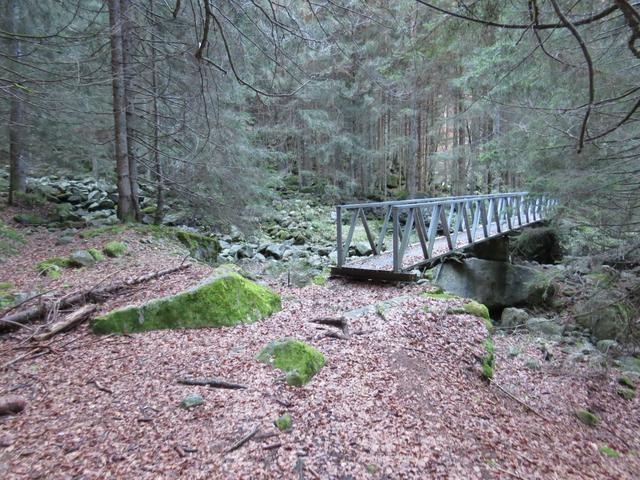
top-left (1, 217), bottom-right (639, 479)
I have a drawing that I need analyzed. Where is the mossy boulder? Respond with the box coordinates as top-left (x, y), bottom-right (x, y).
top-left (103, 241), bottom-right (127, 258)
top-left (257, 339), bottom-right (325, 387)
top-left (69, 250), bottom-right (96, 268)
top-left (14, 213), bottom-right (49, 226)
top-left (576, 409), bottom-right (600, 427)
top-left (91, 269), bottom-right (281, 334)
top-left (575, 292), bottom-right (632, 341)
top-left (511, 227), bottom-right (562, 264)
top-left (88, 248), bottom-right (105, 262)
top-left (36, 257), bottom-right (73, 278)
top-left (175, 230), bottom-right (220, 264)
top-left (463, 300), bottom-right (490, 321)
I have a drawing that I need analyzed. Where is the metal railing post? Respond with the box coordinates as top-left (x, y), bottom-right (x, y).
top-left (336, 206), bottom-right (343, 267)
top-left (392, 207), bottom-right (400, 273)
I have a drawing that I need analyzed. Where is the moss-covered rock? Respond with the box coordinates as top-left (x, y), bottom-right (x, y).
top-left (511, 226), bottom-right (562, 264)
top-left (14, 213), bottom-right (49, 226)
top-left (91, 269), bottom-right (281, 334)
top-left (175, 230), bottom-right (220, 264)
top-left (36, 257), bottom-right (73, 278)
top-left (482, 338), bottom-right (495, 381)
top-left (618, 376), bottom-right (636, 390)
top-left (88, 248), bottom-right (105, 262)
top-left (463, 300), bottom-right (490, 320)
top-left (576, 409), bottom-right (600, 426)
top-left (617, 387), bottom-right (636, 400)
top-left (423, 291), bottom-right (459, 300)
top-left (275, 413), bottom-right (292, 430)
top-left (68, 250), bottom-right (96, 267)
top-left (103, 241), bottom-right (127, 258)
top-left (257, 338), bottom-right (325, 387)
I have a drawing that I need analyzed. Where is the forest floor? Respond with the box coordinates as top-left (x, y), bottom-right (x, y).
top-left (1, 212), bottom-right (639, 479)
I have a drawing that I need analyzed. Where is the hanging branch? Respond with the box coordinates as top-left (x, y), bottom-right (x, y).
top-left (548, 0), bottom-right (595, 153)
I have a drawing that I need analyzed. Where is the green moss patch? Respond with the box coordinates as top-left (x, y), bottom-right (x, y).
top-left (88, 248), bottom-right (105, 262)
top-left (576, 409), bottom-right (600, 427)
top-left (257, 338), bottom-right (325, 387)
top-left (423, 291), bottom-right (459, 300)
top-left (13, 213), bottom-right (49, 226)
top-left (275, 413), bottom-right (292, 430)
top-left (79, 225), bottom-right (127, 239)
top-left (618, 376), bottom-right (636, 390)
top-left (91, 270), bottom-right (281, 334)
top-left (36, 257), bottom-right (73, 278)
top-left (599, 445), bottom-right (620, 458)
top-left (463, 300), bottom-right (490, 321)
top-left (175, 230), bottom-right (220, 264)
top-left (0, 220), bottom-right (26, 259)
top-left (103, 241), bottom-right (127, 258)
top-left (617, 387), bottom-right (636, 400)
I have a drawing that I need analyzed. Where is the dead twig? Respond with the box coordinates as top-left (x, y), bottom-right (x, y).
top-left (34, 305), bottom-right (97, 341)
top-left (87, 379), bottom-right (113, 394)
top-left (177, 377), bottom-right (246, 389)
top-left (492, 382), bottom-right (549, 421)
top-left (225, 426), bottom-right (259, 453)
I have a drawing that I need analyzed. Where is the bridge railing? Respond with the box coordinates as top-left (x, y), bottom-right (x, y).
top-left (336, 192), bottom-right (556, 273)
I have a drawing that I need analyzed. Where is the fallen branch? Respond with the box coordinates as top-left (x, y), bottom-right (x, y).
top-left (87, 379), bottom-right (113, 394)
top-left (0, 395), bottom-right (26, 416)
top-left (225, 426), bottom-right (259, 453)
top-left (263, 442), bottom-right (281, 451)
top-left (34, 305), bottom-right (97, 341)
top-left (177, 377), bottom-right (246, 389)
top-left (0, 264), bottom-right (191, 332)
top-left (2, 347), bottom-right (49, 370)
top-left (492, 382), bottom-right (549, 421)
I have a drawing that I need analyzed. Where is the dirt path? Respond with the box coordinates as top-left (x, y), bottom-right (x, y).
top-left (0, 218), bottom-right (639, 479)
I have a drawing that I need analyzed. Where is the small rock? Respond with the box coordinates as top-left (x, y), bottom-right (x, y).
top-left (179, 394), bottom-right (204, 409)
top-left (526, 317), bottom-right (564, 337)
top-left (596, 339), bottom-right (621, 355)
top-left (69, 250), bottom-right (96, 268)
top-left (353, 242), bottom-right (372, 256)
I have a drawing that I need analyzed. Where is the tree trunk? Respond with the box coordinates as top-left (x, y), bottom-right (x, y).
top-left (149, 0), bottom-right (164, 225)
top-left (7, 0), bottom-right (27, 205)
top-left (120, 0), bottom-right (140, 220)
top-left (108, 0), bottom-right (134, 221)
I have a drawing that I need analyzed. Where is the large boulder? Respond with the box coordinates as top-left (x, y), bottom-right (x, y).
top-left (175, 230), bottom-right (220, 264)
top-left (434, 257), bottom-right (547, 310)
top-left (511, 227), bottom-right (562, 264)
top-left (91, 268), bottom-right (281, 334)
top-left (574, 291), bottom-right (632, 341)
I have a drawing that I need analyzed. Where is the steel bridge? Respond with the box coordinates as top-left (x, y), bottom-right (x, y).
top-left (331, 192), bottom-right (556, 281)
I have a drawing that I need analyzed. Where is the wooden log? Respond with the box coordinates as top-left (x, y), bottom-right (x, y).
top-left (34, 304), bottom-right (97, 341)
top-left (177, 377), bottom-right (247, 389)
top-left (0, 264), bottom-right (191, 333)
top-left (0, 395), bottom-right (26, 416)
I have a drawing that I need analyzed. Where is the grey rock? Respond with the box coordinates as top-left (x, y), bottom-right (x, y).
top-left (500, 307), bottom-right (530, 329)
top-left (262, 244), bottom-right (286, 260)
top-left (434, 257), bottom-right (548, 310)
top-left (69, 250), bottom-right (96, 268)
top-left (354, 242), bottom-right (373, 256)
top-left (526, 317), bottom-right (564, 337)
top-left (180, 394), bottom-right (204, 409)
top-left (596, 339), bottom-right (621, 355)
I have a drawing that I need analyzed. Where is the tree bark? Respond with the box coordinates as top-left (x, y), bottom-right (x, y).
top-left (7, 0), bottom-right (27, 205)
top-left (120, 0), bottom-right (140, 220)
top-left (149, 0), bottom-right (164, 225)
top-left (108, 0), bottom-right (135, 221)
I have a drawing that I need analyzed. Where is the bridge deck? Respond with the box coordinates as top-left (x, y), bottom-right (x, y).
top-left (331, 192), bottom-right (555, 281)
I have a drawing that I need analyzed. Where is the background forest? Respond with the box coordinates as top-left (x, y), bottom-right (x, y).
top-left (1, 0), bottom-right (639, 239)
